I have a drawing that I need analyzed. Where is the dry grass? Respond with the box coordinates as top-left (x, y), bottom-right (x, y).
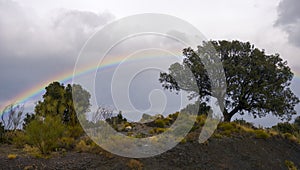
top-left (127, 159), bottom-right (143, 170)
top-left (7, 154), bottom-right (17, 159)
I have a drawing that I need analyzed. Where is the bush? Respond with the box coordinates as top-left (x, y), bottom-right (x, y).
top-left (149, 128), bottom-right (166, 134)
top-left (75, 140), bottom-right (90, 152)
top-left (285, 160), bottom-right (298, 170)
top-left (59, 137), bottom-right (76, 150)
top-left (65, 125), bottom-right (84, 139)
top-left (127, 159), bottom-right (143, 170)
top-left (254, 130), bottom-right (270, 139)
top-left (154, 119), bottom-right (165, 128)
top-left (12, 131), bottom-right (28, 148)
top-left (25, 116), bottom-right (65, 154)
top-left (272, 122), bottom-right (297, 134)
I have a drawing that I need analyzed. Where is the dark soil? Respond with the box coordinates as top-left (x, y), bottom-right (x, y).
top-left (1, 135), bottom-right (299, 170)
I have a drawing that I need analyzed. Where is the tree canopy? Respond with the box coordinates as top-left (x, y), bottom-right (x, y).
top-left (35, 82), bottom-right (91, 126)
top-left (160, 40), bottom-right (299, 122)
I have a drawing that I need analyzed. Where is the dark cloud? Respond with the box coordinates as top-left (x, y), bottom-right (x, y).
top-left (0, 0), bottom-right (114, 106)
top-left (275, 0), bottom-right (300, 47)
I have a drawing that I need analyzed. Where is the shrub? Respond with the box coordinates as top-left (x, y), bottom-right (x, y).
top-left (7, 154), bottom-right (17, 159)
top-left (59, 137), bottom-right (76, 150)
top-left (127, 159), bottom-right (143, 170)
top-left (65, 125), bottom-right (84, 139)
top-left (75, 140), bottom-right (90, 152)
top-left (254, 130), bottom-right (270, 139)
top-left (272, 122), bottom-right (297, 134)
top-left (283, 133), bottom-right (299, 143)
top-left (233, 119), bottom-right (254, 127)
top-left (12, 131), bottom-right (27, 148)
top-left (285, 160), bottom-right (298, 170)
top-left (149, 128), bottom-right (166, 134)
top-left (154, 119), bottom-right (165, 128)
top-left (25, 116), bottom-right (65, 154)
top-left (218, 122), bottom-right (239, 136)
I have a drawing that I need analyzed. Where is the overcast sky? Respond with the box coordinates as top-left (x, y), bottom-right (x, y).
top-left (1, 0), bottom-right (300, 126)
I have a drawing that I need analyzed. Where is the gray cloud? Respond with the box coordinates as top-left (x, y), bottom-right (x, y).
top-left (0, 0), bottom-right (114, 106)
top-left (275, 0), bottom-right (300, 47)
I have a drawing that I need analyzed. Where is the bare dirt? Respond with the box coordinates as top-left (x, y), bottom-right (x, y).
top-left (1, 135), bottom-right (299, 170)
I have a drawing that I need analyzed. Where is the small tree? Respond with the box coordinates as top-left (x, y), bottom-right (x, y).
top-left (25, 116), bottom-right (65, 154)
top-left (35, 82), bottom-right (91, 126)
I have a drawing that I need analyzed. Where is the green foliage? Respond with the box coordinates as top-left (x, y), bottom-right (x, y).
top-left (22, 113), bottom-right (35, 129)
top-left (25, 116), bottom-right (65, 154)
top-left (154, 119), bottom-right (165, 128)
top-left (64, 124), bottom-right (84, 139)
top-left (233, 119), bottom-right (254, 128)
top-left (285, 160), bottom-right (298, 170)
top-left (294, 116), bottom-right (300, 129)
top-left (272, 122), bottom-right (297, 134)
top-left (12, 131), bottom-right (27, 148)
top-left (253, 130), bottom-right (270, 139)
top-left (59, 137), bottom-right (76, 150)
top-left (35, 82), bottom-right (91, 126)
top-left (0, 122), bottom-right (4, 143)
top-left (149, 127), bottom-right (166, 134)
top-left (160, 40), bottom-right (299, 122)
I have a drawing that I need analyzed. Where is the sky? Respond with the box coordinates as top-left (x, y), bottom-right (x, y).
top-left (0, 0), bottom-right (300, 127)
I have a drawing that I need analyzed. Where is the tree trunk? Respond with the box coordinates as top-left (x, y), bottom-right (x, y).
top-left (223, 113), bottom-right (233, 122)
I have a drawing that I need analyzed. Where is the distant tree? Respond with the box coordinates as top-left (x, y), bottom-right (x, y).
top-left (160, 40), bottom-right (299, 122)
top-left (1, 104), bottom-right (24, 130)
top-left (35, 82), bottom-right (91, 126)
top-left (22, 113), bottom-right (36, 129)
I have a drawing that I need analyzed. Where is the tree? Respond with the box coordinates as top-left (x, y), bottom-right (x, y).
top-left (294, 116), bottom-right (300, 129)
top-left (91, 106), bottom-right (114, 123)
top-left (160, 40), bottom-right (299, 122)
top-left (0, 122), bottom-right (4, 143)
top-left (1, 104), bottom-right (24, 130)
top-left (22, 113), bottom-right (36, 129)
top-left (35, 82), bottom-right (91, 126)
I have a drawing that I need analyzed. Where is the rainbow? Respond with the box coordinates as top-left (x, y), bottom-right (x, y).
top-left (0, 51), bottom-right (182, 114)
top-left (1, 53), bottom-right (300, 115)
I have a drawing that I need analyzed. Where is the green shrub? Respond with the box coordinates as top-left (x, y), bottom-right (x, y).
top-left (12, 131), bottom-right (28, 148)
top-left (59, 137), bottom-right (76, 150)
top-left (218, 122), bottom-right (236, 131)
top-left (254, 130), bottom-right (270, 139)
top-left (272, 122), bottom-right (297, 134)
top-left (149, 128), bottom-right (166, 134)
top-left (285, 160), bottom-right (298, 170)
top-left (25, 116), bottom-right (65, 154)
top-left (233, 119), bottom-right (254, 127)
top-left (154, 119), bottom-right (165, 128)
top-left (65, 124), bottom-right (84, 139)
